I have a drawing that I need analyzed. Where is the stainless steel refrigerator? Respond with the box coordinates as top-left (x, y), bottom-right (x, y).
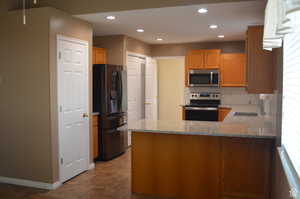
top-left (93, 64), bottom-right (127, 161)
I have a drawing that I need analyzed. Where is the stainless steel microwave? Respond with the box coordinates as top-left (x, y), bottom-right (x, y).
top-left (188, 70), bottom-right (220, 87)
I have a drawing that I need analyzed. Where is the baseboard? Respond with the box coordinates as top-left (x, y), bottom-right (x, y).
top-left (88, 163), bottom-right (95, 170)
top-left (0, 176), bottom-right (61, 190)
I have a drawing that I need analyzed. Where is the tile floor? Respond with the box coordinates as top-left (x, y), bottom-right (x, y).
top-left (0, 149), bottom-right (155, 199)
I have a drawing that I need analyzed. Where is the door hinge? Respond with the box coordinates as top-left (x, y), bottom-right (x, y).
top-left (59, 52), bottom-right (62, 60)
top-left (60, 158), bottom-right (63, 165)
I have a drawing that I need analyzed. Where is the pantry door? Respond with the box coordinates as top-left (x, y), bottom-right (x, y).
top-left (145, 57), bottom-right (158, 120)
top-left (127, 55), bottom-right (146, 146)
top-left (57, 35), bottom-right (89, 183)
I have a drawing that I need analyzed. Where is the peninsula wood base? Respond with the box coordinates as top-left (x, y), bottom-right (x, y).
top-left (131, 132), bottom-right (274, 199)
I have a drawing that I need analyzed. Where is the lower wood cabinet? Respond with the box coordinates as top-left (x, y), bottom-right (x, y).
top-left (218, 107), bottom-right (231, 121)
top-left (132, 132), bottom-right (274, 199)
top-left (92, 115), bottom-right (99, 159)
top-left (221, 138), bottom-right (273, 199)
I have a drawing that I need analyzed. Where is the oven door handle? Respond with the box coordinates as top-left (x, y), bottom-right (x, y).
top-left (185, 107), bottom-right (218, 111)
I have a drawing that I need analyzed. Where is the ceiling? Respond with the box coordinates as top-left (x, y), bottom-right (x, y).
top-left (75, 1), bottom-right (266, 44)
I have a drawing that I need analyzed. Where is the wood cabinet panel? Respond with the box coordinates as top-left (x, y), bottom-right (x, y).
top-left (182, 107), bottom-right (186, 120)
top-left (246, 26), bottom-right (274, 93)
top-left (221, 53), bottom-right (246, 87)
top-left (218, 107), bottom-right (231, 121)
top-left (132, 132), bottom-right (274, 199)
top-left (205, 49), bottom-right (221, 69)
top-left (186, 50), bottom-right (205, 69)
top-left (132, 133), bottom-right (220, 199)
top-left (131, 133), bottom-right (155, 195)
top-left (221, 138), bottom-right (272, 199)
top-left (92, 115), bottom-right (99, 159)
top-left (179, 135), bottom-right (220, 199)
top-left (153, 134), bottom-right (180, 198)
top-left (93, 47), bottom-right (107, 65)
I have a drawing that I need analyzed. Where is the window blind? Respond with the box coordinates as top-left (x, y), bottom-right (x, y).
top-left (282, 23), bottom-right (300, 178)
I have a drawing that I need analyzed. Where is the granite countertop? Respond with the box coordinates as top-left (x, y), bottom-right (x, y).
top-left (128, 104), bottom-right (276, 139)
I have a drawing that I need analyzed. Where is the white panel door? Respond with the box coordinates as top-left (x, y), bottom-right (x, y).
top-left (127, 55), bottom-right (145, 146)
top-left (57, 36), bottom-right (89, 183)
top-left (145, 57), bottom-right (158, 120)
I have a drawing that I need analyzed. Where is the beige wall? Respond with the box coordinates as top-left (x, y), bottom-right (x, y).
top-left (0, 0), bottom-right (18, 14)
top-left (93, 35), bottom-right (151, 65)
top-left (151, 41), bottom-right (245, 57)
top-left (0, 8), bottom-right (52, 183)
top-left (125, 36), bottom-right (152, 57)
top-left (0, 7), bottom-right (93, 183)
top-left (157, 58), bottom-right (185, 121)
top-left (93, 35), bottom-right (126, 65)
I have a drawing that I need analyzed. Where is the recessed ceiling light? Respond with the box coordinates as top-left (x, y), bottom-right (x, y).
top-left (136, 29), bottom-right (145, 33)
top-left (198, 8), bottom-right (208, 14)
top-left (217, 35), bottom-right (225, 38)
top-left (106, 15), bottom-right (116, 20)
top-left (156, 38), bottom-right (163, 41)
top-left (209, 24), bottom-right (218, 29)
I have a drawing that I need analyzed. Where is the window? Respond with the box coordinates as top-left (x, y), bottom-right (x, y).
top-left (282, 23), bottom-right (300, 178)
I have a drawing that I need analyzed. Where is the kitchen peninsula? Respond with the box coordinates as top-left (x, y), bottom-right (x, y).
top-left (129, 107), bottom-right (276, 199)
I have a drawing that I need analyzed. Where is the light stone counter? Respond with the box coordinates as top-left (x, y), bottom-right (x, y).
top-left (128, 104), bottom-right (276, 139)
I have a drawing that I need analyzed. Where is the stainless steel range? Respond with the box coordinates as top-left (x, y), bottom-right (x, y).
top-left (184, 92), bottom-right (221, 121)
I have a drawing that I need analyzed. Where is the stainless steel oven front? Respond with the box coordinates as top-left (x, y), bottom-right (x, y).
top-left (188, 70), bottom-right (219, 87)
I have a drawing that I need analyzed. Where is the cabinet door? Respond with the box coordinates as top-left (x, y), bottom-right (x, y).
top-left (92, 115), bottom-right (99, 159)
top-left (204, 49), bottom-right (221, 69)
top-left (246, 26), bottom-right (274, 93)
top-left (186, 50), bottom-right (205, 69)
top-left (93, 47), bottom-right (107, 64)
top-left (221, 138), bottom-right (272, 199)
top-left (221, 53), bottom-right (246, 87)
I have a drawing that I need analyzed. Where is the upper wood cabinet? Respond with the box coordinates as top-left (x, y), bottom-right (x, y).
top-left (221, 53), bottom-right (246, 87)
top-left (246, 26), bottom-right (274, 93)
top-left (186, 50), bottom-right (205, 69)
top-left (93, 47), bottom-right (107, 65)
top-left (205, 49), bottom-right (221, 69)
top-left (186, 49), bottom-right (221, 69)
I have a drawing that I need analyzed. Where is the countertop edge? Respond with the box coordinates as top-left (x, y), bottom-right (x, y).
top-left (129, 129), bottom-right (276, 139)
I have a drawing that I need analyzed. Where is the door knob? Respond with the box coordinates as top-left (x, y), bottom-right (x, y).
top-left (83, 113), bottom-right (89, 118)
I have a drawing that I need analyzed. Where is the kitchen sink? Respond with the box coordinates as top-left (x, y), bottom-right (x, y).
top-left (234, 112), bottom-right (258, 117)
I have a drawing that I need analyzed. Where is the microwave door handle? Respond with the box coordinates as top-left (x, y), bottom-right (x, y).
top-left (210, 72), bottom-right (213, 84)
